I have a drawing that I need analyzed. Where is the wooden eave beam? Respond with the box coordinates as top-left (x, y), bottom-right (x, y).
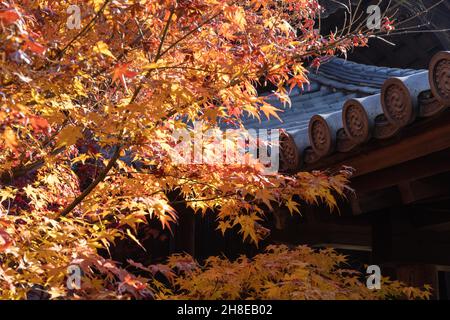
top-left (351, 148), bottom-right (450, 194)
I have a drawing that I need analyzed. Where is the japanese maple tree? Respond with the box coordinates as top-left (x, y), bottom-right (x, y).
top-left (0, 0), bottom-right (427, 299)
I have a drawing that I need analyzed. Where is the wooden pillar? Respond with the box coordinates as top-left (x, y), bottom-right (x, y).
top-left (167, 191), bottom-right (196, 257)
top-left (371, 210), bottom-right (393, 264)
top-left (396, 264), bottom-right (438, 299)
top-left (173, 211), bottom-right (196, 256)
top-left (396, 264), bottom-right (436, 287)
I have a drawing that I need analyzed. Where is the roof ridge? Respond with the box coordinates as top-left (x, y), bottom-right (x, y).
top-left (308, 57), bottom-right (425, 92)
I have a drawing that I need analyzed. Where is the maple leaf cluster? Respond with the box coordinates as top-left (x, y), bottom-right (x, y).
top-left (153, 245), bottom-right (432, 300)
top-left (0, 0), bottom-right (404, 299)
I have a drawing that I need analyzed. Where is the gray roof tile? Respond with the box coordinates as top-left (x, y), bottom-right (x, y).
top-left (240, 57), bottom-right (430, 170)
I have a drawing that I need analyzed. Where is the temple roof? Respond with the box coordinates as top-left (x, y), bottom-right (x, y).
top-left (244, 57), bottom-right (421, 132)
top-left (243, 52), bottom-right (450, 173)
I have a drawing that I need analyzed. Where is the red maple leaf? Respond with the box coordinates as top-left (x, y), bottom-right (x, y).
top-left (112, 63), bottom-right (138, 90)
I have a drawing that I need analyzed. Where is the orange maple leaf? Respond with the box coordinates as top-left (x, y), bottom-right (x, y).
top-left (0, 8), bottom-right (20, 25)
top-left (22, 38), bottom-right (46, 55)
top-left (3, 127), bottom-right (18, 151)
top-left (0, 228), bottom-right (12, 253)
top-left (29, 116), bottom-right (49, 133)
top-left (112, 63), bottom-right (138, 90)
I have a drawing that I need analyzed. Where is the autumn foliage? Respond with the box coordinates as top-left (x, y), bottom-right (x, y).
top-left (154, 245), bottom-right (431, 300)
top-left (0, 0), bottom-right (428, 299)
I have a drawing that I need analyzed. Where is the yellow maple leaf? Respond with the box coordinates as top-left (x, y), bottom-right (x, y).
top-left (91, 0), bottom-right (105, 13)
top-left (3, 127), bottom-right (18, 150)
top-left (255, 188), bottom-right (275, 210)
top-left (143, 62), bottom-right (163, 70)
top-left (286, 198), bottom-right (300, 215)
top-left (126, 229), bottom-right (146, 252)
top-left (93, 41), bottom-right (116, 59)
top-left (216, 220), bottom-right (232, 235)
top-left (56, 125), bottom-right (83, 148)
top-left (73, 78), bottom-right (88, 97)
top-left (260, 103), bottom-right (282, 121)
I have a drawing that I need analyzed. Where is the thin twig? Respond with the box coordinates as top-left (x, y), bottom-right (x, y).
top-left (57, 0), bottom-right (112, 59)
